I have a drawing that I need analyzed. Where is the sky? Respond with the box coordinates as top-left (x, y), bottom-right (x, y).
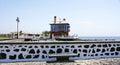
top-left (0, 0), bottom-right (120, 36)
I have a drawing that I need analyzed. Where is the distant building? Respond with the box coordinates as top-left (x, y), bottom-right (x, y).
top-left (50, 16), bottom-right (70, 38)
top-left (11, 32), bottom-right (40, 39)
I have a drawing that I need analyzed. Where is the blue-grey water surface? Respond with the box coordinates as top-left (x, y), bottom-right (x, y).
top-left (80, 36), bottom-right (120, 41)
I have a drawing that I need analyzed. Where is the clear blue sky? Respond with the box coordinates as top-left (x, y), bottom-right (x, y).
top-left (0, 0), bottom-right (120, 36)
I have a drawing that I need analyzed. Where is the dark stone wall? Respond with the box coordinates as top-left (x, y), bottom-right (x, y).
top-left (0, 42), bottom-right (120, 62)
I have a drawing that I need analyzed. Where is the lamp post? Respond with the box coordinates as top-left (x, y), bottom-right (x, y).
top-left (16, 17), bottom-right (20, 39)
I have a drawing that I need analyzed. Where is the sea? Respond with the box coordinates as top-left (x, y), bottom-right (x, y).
top-left (79, 36), bottom-right (120, 41)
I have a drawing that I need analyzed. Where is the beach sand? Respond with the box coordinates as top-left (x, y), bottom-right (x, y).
top-left (0, 58), bottom-right (120, 65)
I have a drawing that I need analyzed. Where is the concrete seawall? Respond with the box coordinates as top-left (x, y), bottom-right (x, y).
top-left (0, 41), bottom-right (120, 62)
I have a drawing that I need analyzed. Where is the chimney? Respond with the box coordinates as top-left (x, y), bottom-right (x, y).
top-left (54, 16), bottom-right (57, 24)
top-left (63, 18), bottom-right (66, 21)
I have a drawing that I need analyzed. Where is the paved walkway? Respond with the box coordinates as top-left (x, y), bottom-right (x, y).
top-left (0, 58), bottom-right (120, 65)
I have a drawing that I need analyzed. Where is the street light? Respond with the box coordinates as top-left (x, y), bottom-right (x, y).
top-left (16, 17), bottom-right (20, 39)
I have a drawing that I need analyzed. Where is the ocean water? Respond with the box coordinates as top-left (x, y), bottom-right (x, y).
top-left (79, 36), bottom-right (120, 41)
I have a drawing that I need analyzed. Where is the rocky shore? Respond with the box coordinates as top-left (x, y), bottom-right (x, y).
top-left (0, 58), bottom-right (120, 65)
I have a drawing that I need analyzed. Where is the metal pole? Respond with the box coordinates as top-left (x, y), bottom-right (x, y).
top-left (17, 21), bottom-right (19, 39)
top-left (16, 17), bottom-right (20, 39)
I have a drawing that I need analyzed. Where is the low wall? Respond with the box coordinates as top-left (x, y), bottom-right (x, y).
top-left (0, 41), bottom-right (120, 62)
